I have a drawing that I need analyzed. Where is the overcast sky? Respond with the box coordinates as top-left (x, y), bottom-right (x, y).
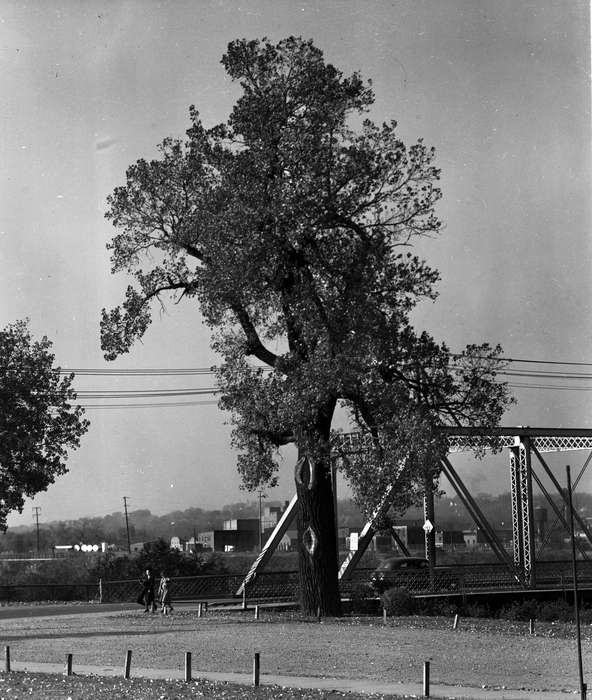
top-left (1, 1), bottom-right (590, 528)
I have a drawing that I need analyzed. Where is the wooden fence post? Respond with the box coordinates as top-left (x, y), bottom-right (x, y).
top-left (124, 650), bottom-right (132, 679)
top-left (253, 652), bottom-right (260, 686)
top-left (184, 652), bottom-right (192, 682)
top-left (423, 660), bottom-right (430, 697)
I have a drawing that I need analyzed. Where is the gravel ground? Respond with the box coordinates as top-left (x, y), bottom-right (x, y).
top-left (1, 608), bottom-right (590, 694)
top-left (0, 672), bottom-right (411, 700)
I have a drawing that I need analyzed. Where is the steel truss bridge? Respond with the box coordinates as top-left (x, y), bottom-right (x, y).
top-left (238, 427), bottom-right (592, 595)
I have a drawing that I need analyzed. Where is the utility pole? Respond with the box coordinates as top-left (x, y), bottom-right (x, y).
top-left (566, 465), bottom-right (586, 700)
top-left (257, 490), bottom-right (266, 552)
top-left (32, 507), bottom-right (41, 554)
top-left (123, 496), bottom-right (131, 553)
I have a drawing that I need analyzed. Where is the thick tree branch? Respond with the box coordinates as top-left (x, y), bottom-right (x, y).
top-left (230, 302), bottom-right (278, 367)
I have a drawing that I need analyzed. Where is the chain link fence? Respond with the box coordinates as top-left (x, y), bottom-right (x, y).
top-left (0, 582), bottom-right (100, 603)
top-left (2, 561), bottom-right (591, 604)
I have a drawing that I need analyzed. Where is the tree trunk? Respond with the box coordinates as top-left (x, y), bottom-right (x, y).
top-left (294, 432), bottom-right (342, 617)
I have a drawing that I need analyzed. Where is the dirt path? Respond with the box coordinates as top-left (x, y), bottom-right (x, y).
top-left (0, 609), bottom-right (588, 695)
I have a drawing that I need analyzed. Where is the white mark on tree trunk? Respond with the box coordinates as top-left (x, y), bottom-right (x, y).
top-left (303, 525), bottom-right (318, 556)
top-left (294, 455), bottom-right (316, 491)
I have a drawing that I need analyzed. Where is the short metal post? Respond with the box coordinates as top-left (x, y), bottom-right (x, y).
top-left (254, 604), bottom-right (259, 620)
top-left (453, 614), bottom-right (459, 630)
top-left (66, 653), bottom-right (73, 676)
top-left (253, 652), bottom-right (260, 686)
top-left (198, 602), bottom-right (202, 618)
top-left (184, 652), bottom-right (192, 682)
top-left (5, 646), bottom-right (10, 672)
top-left (423, 660), bottom-right (430, 697)
top-left (529, 618), bottom-right (535, 635)
top-left (383, 608), bottom-right (387, 624)
top-left (98, 578), bottom-right (103, 604)
top-left (242, 586), bottom-right (247, 610)
top-left (124, 649), bottom-right (132, 679)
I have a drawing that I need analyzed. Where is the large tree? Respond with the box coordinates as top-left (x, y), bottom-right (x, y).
top-left (0, 320), bottom-right (89, 530)
top-left (101, 37), bottom-right (513, 615)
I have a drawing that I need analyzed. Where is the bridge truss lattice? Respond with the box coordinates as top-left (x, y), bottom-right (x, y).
top-left (238, 427), bottom-right (592, 594)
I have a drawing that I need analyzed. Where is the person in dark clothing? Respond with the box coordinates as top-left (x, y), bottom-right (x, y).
top-left (137, 567), bottom-right (156, 613)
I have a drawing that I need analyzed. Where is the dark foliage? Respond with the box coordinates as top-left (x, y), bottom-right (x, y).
top-left (0, 320), bottom-right (89, 530)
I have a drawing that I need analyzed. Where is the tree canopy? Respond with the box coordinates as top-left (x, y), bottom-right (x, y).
top-left (101, 37), bottom-right (513, 613)
top-left (0, 320), bottom-right (89, 530)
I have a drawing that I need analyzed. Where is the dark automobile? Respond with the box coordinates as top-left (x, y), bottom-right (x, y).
top-left (370, 556), bottom-right (431, 594)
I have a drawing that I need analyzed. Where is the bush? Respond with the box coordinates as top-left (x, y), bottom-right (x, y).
top-left (90, 541), bottom-right (228, 580)
top-left (349, 583), bottom-right (375, 615)
top-left (461, 601), bottom-right (490, 618)
top-left (415, 597), bottom-right (457, 617)
top-left (538, 599), bottom-right (573, 622)
top-left (501, 598), bottom-right (539, 621)
top-left (381, 587), bottom-right (416, 616)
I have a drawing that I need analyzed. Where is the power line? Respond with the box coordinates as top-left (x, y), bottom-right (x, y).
top-left (507, 383), bottom-right (592, 392)
top-left (54, 357), bottom-right (592, 375)
top-left (81, 400), bottom-right (218, 409)
top-left (74, 388), bottom-right (219, 398)
top-left (60, 367), bottom-right (220, 376)
top-left (500, 357), bottom-right (592, 368)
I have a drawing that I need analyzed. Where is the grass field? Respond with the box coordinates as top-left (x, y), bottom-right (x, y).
top-left (1, 606), bottom-right (591, 697)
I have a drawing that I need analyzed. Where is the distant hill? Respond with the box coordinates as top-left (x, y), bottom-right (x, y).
top-left (3, 491), bottom-right (590, 554)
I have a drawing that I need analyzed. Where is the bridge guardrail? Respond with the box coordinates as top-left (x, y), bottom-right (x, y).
top-left (2, 560), bottom-right (592, 604)
top-left (0, 582), bottom-right (99, 603)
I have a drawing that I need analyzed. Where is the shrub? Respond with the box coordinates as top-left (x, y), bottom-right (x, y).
top-left (381, 587), bottom-right (416, 616)
top-left (349, 583), bottom-right (375, 615)
top-left (501, 598), bottom-right (539, 621)
top-left (420, 597), bottom-right (458, 617)
top-left (538, 599), bottom-right (573, 622)
top-left (461, 601), bottom-right (490, 618)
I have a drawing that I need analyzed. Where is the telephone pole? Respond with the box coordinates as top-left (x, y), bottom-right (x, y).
top-left (32, 507), bottom-right (41, 553)
top-left (257, 490), bottom-right (267, 551)
top-left (123, 497), bottom-right (131, 553)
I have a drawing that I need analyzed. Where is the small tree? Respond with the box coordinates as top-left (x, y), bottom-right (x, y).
top-left (0, 320), bottom-right (89, 530)
top-left (101, 37), bottom-right (513, 615)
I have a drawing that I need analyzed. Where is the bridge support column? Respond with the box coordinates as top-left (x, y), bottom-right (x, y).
top-left (511, 437), bottom-right (536, 586)
top-left (510, 446), bottom-right (524, 570)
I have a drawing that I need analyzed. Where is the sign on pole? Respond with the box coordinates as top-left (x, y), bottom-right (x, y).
top-left (423, 520), bottom-right (433, 534)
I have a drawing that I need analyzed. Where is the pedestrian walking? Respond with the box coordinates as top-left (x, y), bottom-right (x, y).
top-left (158, 571), bottom-right (173, 615)
top-left (137, 567), bottom-right (157, 613)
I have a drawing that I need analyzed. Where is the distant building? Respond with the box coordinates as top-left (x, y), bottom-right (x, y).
top-left (170, 536), bottom-right (185, 551)
top-left (223, 519), bottom-right (259, 532)
top-left (197, 529), bottom-right (258, 552)
top-left (262, 502), bottom-right (290, 530)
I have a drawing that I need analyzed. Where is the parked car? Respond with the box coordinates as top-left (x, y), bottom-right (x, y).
top-left (371, 556), bottom-right (460, 594)
top-left (370, 556), bottom-right (430, 593)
